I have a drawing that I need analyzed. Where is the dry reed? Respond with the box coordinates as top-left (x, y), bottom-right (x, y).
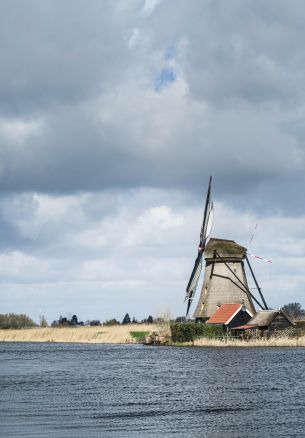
top-left (1, 326), bottom-right (305, 347)
top-left (0, 324), bottom-right (158, 344)
top-left (193, 336), bottom-right (305, 347)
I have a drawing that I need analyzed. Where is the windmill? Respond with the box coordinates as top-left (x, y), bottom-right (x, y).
top-left (185, 177), bottom-right (268, 321)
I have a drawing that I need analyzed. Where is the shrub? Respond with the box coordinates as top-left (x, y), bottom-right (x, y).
top-left (170, 323), bottom-right (223, 342)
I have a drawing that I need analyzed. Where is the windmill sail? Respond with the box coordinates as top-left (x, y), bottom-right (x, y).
top-left (185, 176), bottom-right (213, 315)
top-left (205, 201), bottom-right (214, 239)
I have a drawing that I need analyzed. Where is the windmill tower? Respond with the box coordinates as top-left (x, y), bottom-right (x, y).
top-left (185, 177), bottom-right (268, 321)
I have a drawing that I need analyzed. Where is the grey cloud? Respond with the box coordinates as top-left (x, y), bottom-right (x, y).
top-left (0, 96), bottom-right (303, 217)
top-left (0, 0), bottom-right (141, 115)
top-left (0, 0), bottom-right (304, 215)
top-left (152, 0), bottom-right (305, 107)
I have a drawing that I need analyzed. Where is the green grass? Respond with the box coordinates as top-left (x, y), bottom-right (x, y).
top-left (129, 331), bottom-right (149, 340)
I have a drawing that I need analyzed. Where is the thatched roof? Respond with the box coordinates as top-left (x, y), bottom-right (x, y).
top-left (247, 309), bottom-right (295, 327)
top-left (248, 310), bottom-right (278, 326)
top-left (205, 238), bottom-right (246, 260)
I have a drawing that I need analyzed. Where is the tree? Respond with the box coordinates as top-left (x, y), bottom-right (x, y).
top-left (59, 316), bottom-right (68, 325)
top-left (103, 318), bottom-right (120, 326)
top-left (132, 317), bottom-right (138, 324)
top-left (0, 313), bottom-right (36, 329)
top-left (71, 315), bottom-right (78, 325)
top-left (89, 320), bottom-right (100, 326)
top-left (175, 316), bottom-right (186, 323)
top-left (51, 315), bottom-right (80, 327)
top-left (39, 314), bottom-right (48, 327)
top-left (282, 303), bottom-right (305, 320)
top-left (147, 315), bottom-right (153, 324)
top-left (122, 313), bottom-right (131, 324)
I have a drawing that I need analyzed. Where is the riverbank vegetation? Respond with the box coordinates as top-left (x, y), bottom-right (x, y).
top-left (1, 305), bottom-right (304, 347)
top-left (0, 324), bottom-right (159, 344)
top-left (192, 335), bottom-right (305, 347)
top-left (170, 322), bottom-right (223, 342)
top-left (1, 323), bottom-right (305, 347)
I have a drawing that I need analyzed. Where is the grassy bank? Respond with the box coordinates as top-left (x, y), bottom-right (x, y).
top-left (0, 324), bottom-right (158, 344)
top-left (1, 326), bottom-right (305, 347)
top-left (192, 336), bottom-right (305, 347)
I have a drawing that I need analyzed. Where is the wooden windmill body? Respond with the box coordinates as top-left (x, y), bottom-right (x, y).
top-left (193, 238), bottom-right (256, 322)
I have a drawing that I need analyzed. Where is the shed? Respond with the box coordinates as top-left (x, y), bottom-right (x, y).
top-left (233, 309), bottom-right (295, 333)
top-left (206, 303), bottom-right (253, 330)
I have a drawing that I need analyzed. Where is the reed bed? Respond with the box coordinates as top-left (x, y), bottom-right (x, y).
top-left (1, 326), bottom-right (305, 347)
top-left (0, 324), bottom-right (158, 344)
top-left (193, 336), bottom-right (305, 347)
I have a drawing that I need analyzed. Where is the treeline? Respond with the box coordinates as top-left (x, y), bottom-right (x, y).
top-left (51, 313), bottom-right (155, 327)
top-left (51, 314), bottom-right (84, 327)
top-left (0, 313), bottom-right (36, 329)
top-left (121, 313), bottom-right (154, 325)
top-left (0, 312), bottom-right (158, 329)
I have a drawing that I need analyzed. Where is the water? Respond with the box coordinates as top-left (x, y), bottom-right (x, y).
top-left (0, 343), bottom-right (305, 437)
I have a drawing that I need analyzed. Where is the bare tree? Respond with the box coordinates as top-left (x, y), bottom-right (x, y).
top-left (282, 303), bottom-right (305, 320)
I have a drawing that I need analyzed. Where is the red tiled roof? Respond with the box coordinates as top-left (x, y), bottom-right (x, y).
top-left (206, 304), bottom-right (242, 324)
top-left (232, 324), bottom-right (258, 330)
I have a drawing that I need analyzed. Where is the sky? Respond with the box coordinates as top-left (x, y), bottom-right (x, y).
top-left (1, 0), bottom-right (305, 323)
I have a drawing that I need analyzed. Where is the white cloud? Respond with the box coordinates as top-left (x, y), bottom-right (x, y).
top-left (127, 28), bottom-right (141, 49)
top-left (124, 206), bottom-right (184, 246)
top-left (0, 118), bottom-right (44, 145)
top-left (1, 189), bottom-right (305, 322)
top-left (142, 0), bottom-right (163, 15)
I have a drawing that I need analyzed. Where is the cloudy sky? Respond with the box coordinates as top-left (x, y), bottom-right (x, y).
top-left (1, 0), bottom-right (305, 323)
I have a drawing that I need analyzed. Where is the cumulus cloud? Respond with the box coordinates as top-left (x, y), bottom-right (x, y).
top-left (0, 0), bottom-right (304, 204)
top-left (1, 189), bottom-right (305, 321)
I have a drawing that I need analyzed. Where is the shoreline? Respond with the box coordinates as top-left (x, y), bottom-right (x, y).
top-left (1, 326), bottom-right (305, 347)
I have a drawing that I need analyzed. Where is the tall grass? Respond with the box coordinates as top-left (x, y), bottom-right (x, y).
top-left (193, 336), bottom-right (305, 347)
top-left (2, 325), bottom-right (305, 347)
top-left (0, 324), bottom-right (158, 344)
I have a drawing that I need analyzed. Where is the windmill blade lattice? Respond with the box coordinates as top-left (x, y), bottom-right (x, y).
top-left (185, 176), bottom-right (213, 315)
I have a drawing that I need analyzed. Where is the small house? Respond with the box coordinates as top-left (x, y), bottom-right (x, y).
top-left (206, 303), bottom-right (253, 331)
top-left (232, 309), bottom-right (295, 334)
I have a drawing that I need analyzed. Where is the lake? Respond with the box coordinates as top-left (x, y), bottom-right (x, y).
top-left (0, 343), bottom-right (305, 437)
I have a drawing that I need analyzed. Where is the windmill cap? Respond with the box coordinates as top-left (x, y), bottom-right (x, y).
top-left (205, 238), bottom-right (247, 260)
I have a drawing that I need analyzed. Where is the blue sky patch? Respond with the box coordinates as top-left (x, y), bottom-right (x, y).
top-left (154, 68), bottom-right (176, 91)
